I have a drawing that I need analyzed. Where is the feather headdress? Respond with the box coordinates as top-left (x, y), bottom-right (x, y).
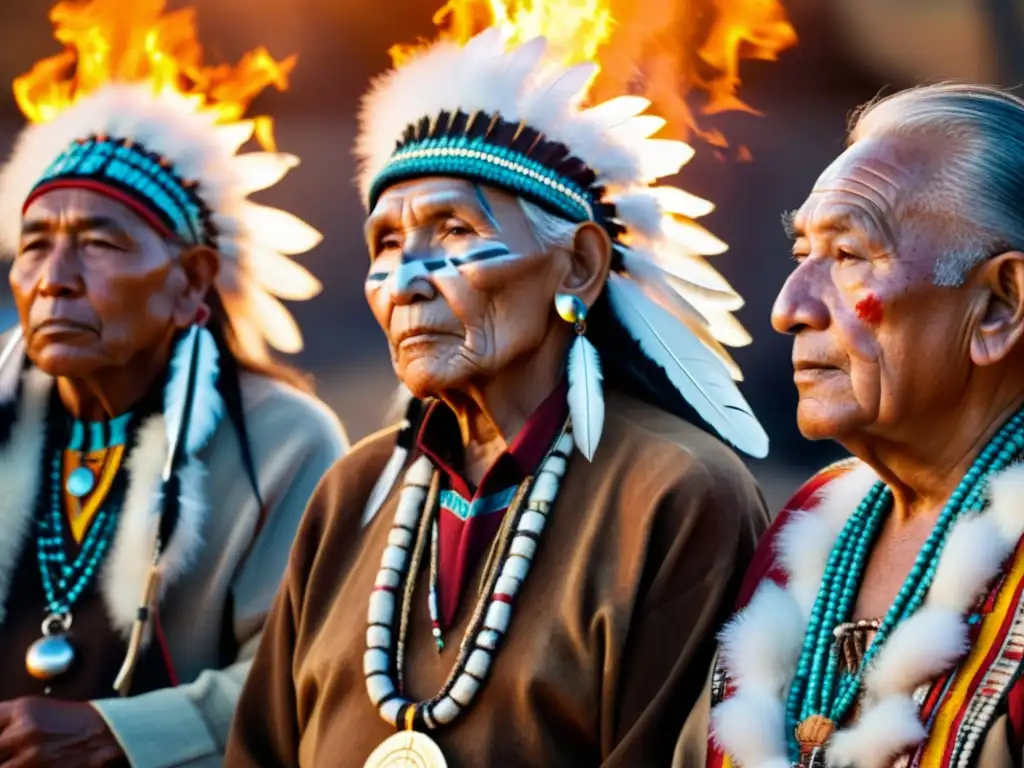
top-left (0, 1), bottom-right (323, 362)
top-left (356, 27), bottom-right (768, 460)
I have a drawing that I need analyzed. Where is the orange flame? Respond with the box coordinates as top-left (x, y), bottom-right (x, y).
top-left (13, 0), bottom-right (296, 150)
top-left (389, 0), bottom-right (797, 148)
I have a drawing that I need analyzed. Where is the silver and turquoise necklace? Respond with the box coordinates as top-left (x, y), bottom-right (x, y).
top-left (786, 409), bottom-right (1024, 766)
top-left (25, 412), bottom-right (132, 682)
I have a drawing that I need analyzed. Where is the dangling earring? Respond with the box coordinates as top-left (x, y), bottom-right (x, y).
top-left (193, 303), bottom-right (211, 327)
top-left (555, 293), bottom-right (604, 461)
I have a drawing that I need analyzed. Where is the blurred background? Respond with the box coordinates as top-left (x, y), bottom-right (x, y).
top-left (0, 0), bottom-right (1018, 509)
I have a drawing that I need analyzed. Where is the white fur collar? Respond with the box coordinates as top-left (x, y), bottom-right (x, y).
top-left (0, 332), bottom-right (222, 634)
top-left (711, 460), bottom-right (1024, 768)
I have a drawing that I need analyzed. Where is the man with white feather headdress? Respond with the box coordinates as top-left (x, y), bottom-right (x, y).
top-left (228, 24), bottom-right (769, 768)
top-left (0, 2), bottom-right (347, 765)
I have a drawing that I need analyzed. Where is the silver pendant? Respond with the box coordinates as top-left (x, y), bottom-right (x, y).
top-left (66, 466), bottom-right (96, 498)
top-left (26, 613), bottom-right (74, 681)
top-left (364, 731), bottom-right (448, 768)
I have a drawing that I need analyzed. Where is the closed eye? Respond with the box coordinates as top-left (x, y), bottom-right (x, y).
top-left (82, 237), bottom-right (126, 252)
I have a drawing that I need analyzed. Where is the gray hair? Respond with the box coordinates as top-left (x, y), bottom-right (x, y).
top-left (518, 199), bottom-right (578, 252)
top-left (848, 83), bottom-right (1024, 286)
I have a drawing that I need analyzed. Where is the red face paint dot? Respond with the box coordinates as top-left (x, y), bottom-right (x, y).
top-left (855, 293), bottom-right (883, 325)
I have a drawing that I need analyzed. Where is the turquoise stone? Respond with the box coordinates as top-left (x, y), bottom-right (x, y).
top-left (65, 466), bottom-right (95, 498)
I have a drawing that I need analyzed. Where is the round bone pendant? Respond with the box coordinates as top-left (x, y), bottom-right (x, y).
top-left (26, 634), bottom-right (75, 680)
top-left (364, 731), bottom-right (447, 768)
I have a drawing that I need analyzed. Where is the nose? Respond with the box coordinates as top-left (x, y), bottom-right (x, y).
top-left (388, 258), bottom-right (438, 306)
top-left (771, 263), bottom-right (830, 335)
top-left (37, 240), bottom-right (84, 299)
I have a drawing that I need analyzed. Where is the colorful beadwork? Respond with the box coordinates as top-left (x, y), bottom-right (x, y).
top-left (37, 450), bottom-right (121, 619)
top-left (369, 138), bottom-right (595, 226)
top-left (786, 409), bottom-right (1024, 761)
top-left (29, 135), bottom-right (213, 247)
top-left (364, 424), bottom-right (573, 731)
top-left (63, 412), bottom-right (131, 542)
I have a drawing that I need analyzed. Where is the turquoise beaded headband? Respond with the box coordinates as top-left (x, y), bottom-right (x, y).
top-left (367, 110), bottom-right (625, 244)
top-left (24, 135), bottom-right (215, 247)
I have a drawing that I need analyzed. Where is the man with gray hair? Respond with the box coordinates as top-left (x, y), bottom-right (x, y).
top-left (676, 82), bottom-right (1024, 768)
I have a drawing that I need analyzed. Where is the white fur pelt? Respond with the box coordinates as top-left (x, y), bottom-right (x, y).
top-left (101, 417), bottom-right (210, 634)
top-left (0, 83), bottom-right (323, 357)
top-left (711, 460), bottom-right (1024, 768)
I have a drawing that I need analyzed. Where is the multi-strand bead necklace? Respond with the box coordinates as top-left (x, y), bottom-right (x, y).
top-left (364, 423), bottom-right (572, 744)
top-left (787, 409), bottom-right (1024, 763)
top-left (27, 414), bottom-right (132, 681)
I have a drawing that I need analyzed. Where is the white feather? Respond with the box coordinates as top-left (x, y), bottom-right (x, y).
top-left (660, 216), bottom-right (729, 256)
top-left (240, 202), bottom-right (323, 255)
top-left (609, 191), bottom-right (663, 239)
top-left (566, 334), bottom-right (604, 461)
top-left (583, 96), bottom-right (651, 126)
top-left (648, 245), bottom-right (737, 294)
top-left (232, 153), bottom-right (299, 194)
top-left (648, 186), bottom-right (714, 218)
top-left (0, 327), bottom-right (25, 404)
top-left (607, 275), bottom-right (768, 458)
top-left (636, 139), bottom-right (696, 181)
top-left (249, 287), bottom-right (304, 354)
top-left (163, 326), bottom-right (225, 466)
top-left (611, 115), bottom-right (666, 141)
top-left (247, 245), bottom-right (323, 300)
top-left (362, 445), bottom-right (408, 526)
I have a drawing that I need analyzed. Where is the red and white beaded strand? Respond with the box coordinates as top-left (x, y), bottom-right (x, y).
top-left (363, 423), bottom-right (573, 730)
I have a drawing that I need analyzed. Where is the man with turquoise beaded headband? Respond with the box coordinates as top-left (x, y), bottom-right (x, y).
top-left (679, 82), bottom-right (1024, 768)
top-left (0, 2), bottom-right (349, 766)
top-left (227, 25), bottom-right (771, 768)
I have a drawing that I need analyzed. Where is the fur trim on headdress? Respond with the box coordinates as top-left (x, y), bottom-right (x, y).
top-left (0, 84), bottom-right (322, 360)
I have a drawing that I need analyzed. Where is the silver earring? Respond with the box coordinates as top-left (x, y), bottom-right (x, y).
top-left (555, 294), bottom-right (604, 461)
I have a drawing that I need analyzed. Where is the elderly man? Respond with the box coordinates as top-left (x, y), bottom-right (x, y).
top-left (0, 3), bottom-right (347, 766)
top-left (678, 82), bottom-right (1024, 768)
top-left (227, 26), bottom-right (770, 768)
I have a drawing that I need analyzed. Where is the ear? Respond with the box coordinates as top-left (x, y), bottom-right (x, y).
top-left (171, 245), bottom-right (220, 329)
top-left (969, 250), bottom-right (1024, 367)
top-left (558, 222), bottom-right (612, 309)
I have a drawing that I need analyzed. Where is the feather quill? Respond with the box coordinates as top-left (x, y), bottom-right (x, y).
top-left (163, 326), bottom-right (225, 478)
top-left (567, 334), bottom-right (604, 461)
top-left (607, 274), bottom-right (768, 458)
top-left (362, 392), bottom-right (423, 526)
top-left (0, 326), bottom-right (24, 404)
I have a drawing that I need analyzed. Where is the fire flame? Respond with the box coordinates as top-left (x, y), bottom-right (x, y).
top-left (13, 0), bottom-right (296, 150)
top-left (389, 0), bottom-right (797, 147)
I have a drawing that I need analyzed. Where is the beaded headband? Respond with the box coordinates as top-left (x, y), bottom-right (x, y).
top-left (368, 112), bottom-right (624, 245)
top-left (24, 135), bottom-right (215, 247)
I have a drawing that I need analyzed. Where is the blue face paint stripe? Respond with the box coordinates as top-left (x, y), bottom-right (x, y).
top-left (473, 184), bottom-right (499, 229)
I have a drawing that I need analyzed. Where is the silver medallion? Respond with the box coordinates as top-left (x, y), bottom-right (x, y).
top-left (25, 613), bottom-right (74, 681)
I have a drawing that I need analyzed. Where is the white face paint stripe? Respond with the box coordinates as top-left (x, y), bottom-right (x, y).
top-left (365, 245), bottom-right (518, 286)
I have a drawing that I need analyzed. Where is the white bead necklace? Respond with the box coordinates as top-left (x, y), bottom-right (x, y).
top-left (363, 424), bottom-right (573, 733)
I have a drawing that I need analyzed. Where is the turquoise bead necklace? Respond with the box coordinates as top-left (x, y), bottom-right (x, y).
top-left (785, 409), bottom-right (1024, 762)
top-left (26, 413), bottom-right (132, 682)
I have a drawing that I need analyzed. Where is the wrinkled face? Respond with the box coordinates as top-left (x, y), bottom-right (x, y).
top-left (773, 136), bottom-right (978, 442)
top-left (364, 177), bottom-right (568, 399)
top-left (11, 188), bottom-right (202, 378)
